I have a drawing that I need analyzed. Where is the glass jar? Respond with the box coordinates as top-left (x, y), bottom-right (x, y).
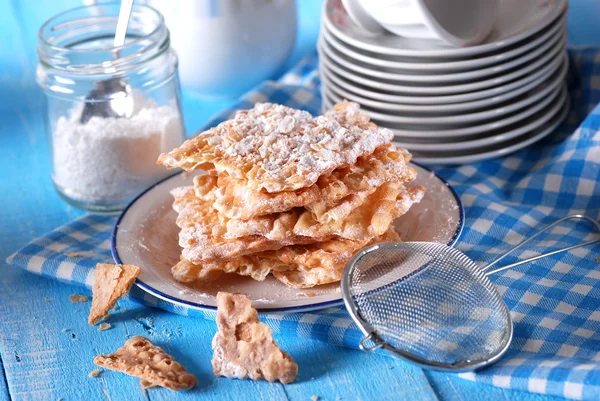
top-left (36, 3), bottom-right (186, 213)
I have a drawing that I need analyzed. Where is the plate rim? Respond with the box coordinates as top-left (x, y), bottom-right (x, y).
top-left (321, 69), bottom-right (563, 125)
top-left (320, 15), bottom-right (566, 72)
top-left (321, 55), bottom-right (568, 138)
top-left (319, 54), bottom-right (564, 107)
top-left (324, 0), bottom-right (567, 58)
top-left (320, 55), bottom-right (567, 114)
top-left (409, 91), bottom-right (570, 164)
top-left (319, 41), bottom-right (565, 95)
top-left (391, 87), bottom-right (567, 152)
top-left (319, 29), bottom-right (566, 83)
top-left (111, 164), bottom-right (465, 313)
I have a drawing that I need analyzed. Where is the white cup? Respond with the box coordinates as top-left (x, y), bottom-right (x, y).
top-left (355, 0), bottom-right (498, 46)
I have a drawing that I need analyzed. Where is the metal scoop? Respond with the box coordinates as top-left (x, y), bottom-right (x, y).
top-left (342, 214), bottom-right (600, 372)
top-left (80, 0), bottom-right (135, 124)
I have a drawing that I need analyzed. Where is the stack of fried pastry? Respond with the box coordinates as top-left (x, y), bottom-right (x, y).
top-left (157, 101), bottom-right (425, 288)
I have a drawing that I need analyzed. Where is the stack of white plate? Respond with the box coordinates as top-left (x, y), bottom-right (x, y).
top-left (319, 0), bottom-right (569, 164)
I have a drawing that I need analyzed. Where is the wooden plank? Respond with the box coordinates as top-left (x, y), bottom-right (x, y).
top-left (425, 372), bottom-right (567, 401)
top-left (0, 357), bottom-right (10, 401)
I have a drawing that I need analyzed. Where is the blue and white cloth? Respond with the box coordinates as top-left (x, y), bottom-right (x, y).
top-left (7, 50), bottom-right (600, 400)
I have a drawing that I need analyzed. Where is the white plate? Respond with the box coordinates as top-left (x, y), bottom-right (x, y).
top-left (321, 55), bottom-right (567, 114)
top-left (320, 16), bottom-right (565, 72)
top-left (409, 90), bottom-right (570, 164)
top-left (112, 164), bottom-right (464, 313)
top-left (322, 68), bottom-right (563, 125)
top-left (325, 0), bottom-right (567, 58)
top-left (321, 58), bottom-right (567, 140)
top-left (320, 54), bottom-right (565, 107)
top-left (320, 29), bottom-right (566, 83)
top-left (319, 41), bottom-right (565, 95)
top-left (393, 86), bottom-right (567, 151)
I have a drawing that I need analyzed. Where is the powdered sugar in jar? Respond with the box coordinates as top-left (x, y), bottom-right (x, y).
top-left (36, 4), bottom-right (185, 212)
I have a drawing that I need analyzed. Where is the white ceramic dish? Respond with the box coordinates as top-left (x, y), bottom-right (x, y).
top-left (319, 42), bottom-right (565, 95)
top-left (320, 29), bottom-right (565, 83)
top-left (321, 57), bottom-right (567, 139)
top-left (325, 0), bottom-right (567, 58)
top-left (358, 0), bottom-right (498, 46)
top-left (321, 70), bottom-right (563, 125)
top-left (341, 0), bottom-right (384, 35)
top-left (319, 52), bottom-right (564, 105)
top-left (392, 87), bottom-right (567, 151)
top-left (321, 14), bottom-right (565, 72)
top-left (112, 164), bottom-right (464, 313)
top-left (409, 92), bottom-right (570, 164)
top-left (320, 55), bottom-right (567, 114)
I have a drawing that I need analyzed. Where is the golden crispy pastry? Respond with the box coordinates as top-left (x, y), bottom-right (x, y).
top-left (157, 101), bottom-right (393, 193)
top-left (171, 254), bottom-right (288, 283)
top-left (94, 336), bottom-right (197, 391)
top-left (172, 182), bottom-right (423, 263)
top-left (88, 263), bottom-right (141, 325)
top-left (172, 227), bottom-right (401, 288)
top-left (272, 227), bottom-right (401, 288)
top-left (172, 186), bottom-right (326, 263)
top-left (212, 292), bottom-right (298, 383)
top-left (195, 143), bottom-right (416, 222)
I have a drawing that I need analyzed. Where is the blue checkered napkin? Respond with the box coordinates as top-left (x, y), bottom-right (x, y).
top-left (6, 49), bottom-right (600, 399)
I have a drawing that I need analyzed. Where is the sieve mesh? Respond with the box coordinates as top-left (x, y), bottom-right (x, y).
top-left (344, 242), bottom-right (512, 370)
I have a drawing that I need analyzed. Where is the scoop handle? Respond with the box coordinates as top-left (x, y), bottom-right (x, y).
top-left (482, 214), bottom-right (600, 276)
top-left (114, 0), bottom-right (134, 49)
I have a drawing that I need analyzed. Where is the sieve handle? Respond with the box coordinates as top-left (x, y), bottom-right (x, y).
top-left (359, 333), bottom-right (385, 352)
top-left (482, 214), bottom-right (600, 276)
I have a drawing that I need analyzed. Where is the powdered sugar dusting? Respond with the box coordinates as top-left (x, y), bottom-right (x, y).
top-left (159, 101), bottom-right (393, 193)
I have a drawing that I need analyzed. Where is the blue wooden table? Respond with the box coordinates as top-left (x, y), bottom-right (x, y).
top-left (2, 1), bottom-right (599, 400)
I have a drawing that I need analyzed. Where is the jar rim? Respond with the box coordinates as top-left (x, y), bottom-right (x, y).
top-left (38, 2), bottom-right (164, 55)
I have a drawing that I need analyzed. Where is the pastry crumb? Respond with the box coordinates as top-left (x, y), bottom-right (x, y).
top-left (596, 257), bottom-right (600, 262)
top-left (311, 396), bottom-right (319, 401)
top-left (69, 294), bottom-right (89, 303)
top-left (98, 323), bottom-right (112, 331)
top-left (61, 328), bottom-right (68, 332)
top-left (89, 369), bottom-right (101, 378)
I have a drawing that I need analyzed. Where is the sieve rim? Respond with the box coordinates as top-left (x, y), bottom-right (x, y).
top-left (341, 241), bottom-right (514, 372)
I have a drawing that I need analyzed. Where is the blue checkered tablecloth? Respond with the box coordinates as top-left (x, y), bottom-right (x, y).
top-left (7, 50), bottom-right (600, 399)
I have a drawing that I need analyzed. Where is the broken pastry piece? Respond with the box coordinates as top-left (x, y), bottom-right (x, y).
top-left (94, 336), bottom-right (197, 391)
top-left (88, 263), bottom-right (141, 325)
top-left (212, 292), bottom-right (297, 384)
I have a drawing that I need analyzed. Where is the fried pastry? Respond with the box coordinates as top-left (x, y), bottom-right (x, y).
top-left (94, 336), bottom-right (197, 391)
top-left (157, 101), bottom-right (393, 193)
top-left (212, 292), bottom-right (298, 383)
top-left (195, 143), bottom-right (416, 222)
top-left (173, 182), bottom-right (423, 263)
top-left (88, 263), bottom-right (141, 325)
top-left (172, 186), bottom-right (327, 263)
top-left (171, 227), bottom-right (401, 288)
top-left (272, 226), bottom-right (401, 288)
